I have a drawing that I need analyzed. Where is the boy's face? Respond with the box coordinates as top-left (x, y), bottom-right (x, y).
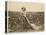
top-left (21, 7), bottom-right (26, 12)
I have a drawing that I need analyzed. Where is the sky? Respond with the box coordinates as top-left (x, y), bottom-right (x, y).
top-left (7, 2), bottom-right (44, 12)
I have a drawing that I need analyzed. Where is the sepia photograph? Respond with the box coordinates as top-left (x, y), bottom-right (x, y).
top-left (5, 1), bottom-right (44, 32)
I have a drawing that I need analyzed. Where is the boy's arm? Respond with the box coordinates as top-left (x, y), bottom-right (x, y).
top-left (25, 16), bottom-right (40, 30)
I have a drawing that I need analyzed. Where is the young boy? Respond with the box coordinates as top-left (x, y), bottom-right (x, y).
top-left (21, 7), bottom-right (33, 30)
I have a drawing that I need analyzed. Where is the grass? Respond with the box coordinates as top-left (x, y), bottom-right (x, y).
top-left (8, 11), bottom-right (44, 32)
